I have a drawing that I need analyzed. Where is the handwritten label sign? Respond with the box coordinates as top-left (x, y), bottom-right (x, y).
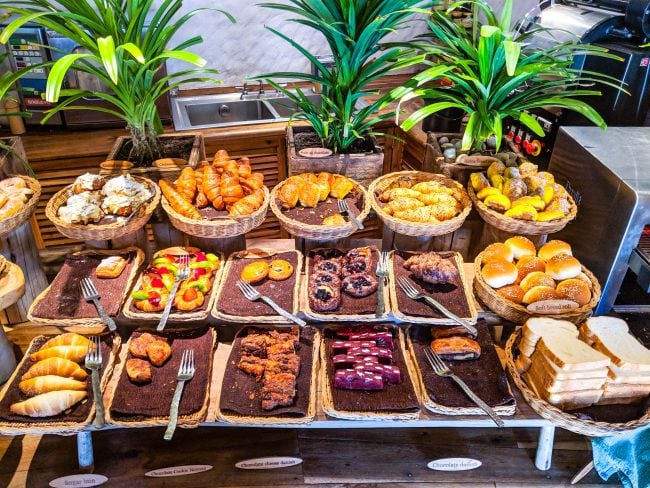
top-left (427, 458), bottom-right (482, 471)
top-left (298, 147), bottom-right (333, 158)
top-left (527, 299), bottom-right (579, 314)
top-left (235, 457), bottom-right (303, 470)
top-left (145, 465), bottom-right (213, 478)
top-left (49, 474), bottom-right (108, 487)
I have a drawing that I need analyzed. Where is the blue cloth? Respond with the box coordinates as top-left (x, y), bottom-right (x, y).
top-left (592, 424), bottom-right (650, 488)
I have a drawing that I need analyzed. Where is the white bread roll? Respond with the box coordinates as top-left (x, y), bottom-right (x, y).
top-left (538, 239), bottom-right (572, 261)
top-left (481, 259), bottom-right (517, 288)
top-left (545, 254), bottom-right (581, 280)
top-left (504, 236), bottom-right (536, 260)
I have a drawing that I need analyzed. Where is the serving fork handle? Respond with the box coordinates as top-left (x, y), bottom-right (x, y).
top-left (90, 367), bottom-right (105, 428)
top-left (345, 206), bottom-right (364, 230)
top-left (91, 297), bottom-right (116, 332)
top-left (448, 373), bottom-right (504, 427)
top-left (259, 296), bottom-right (306, 327)
top-left (157, 280), bottom-right (181, 331)
top-left (421, 295), bottom-right (477, 337)
top-left (164, 378), bottom-right (187, 441)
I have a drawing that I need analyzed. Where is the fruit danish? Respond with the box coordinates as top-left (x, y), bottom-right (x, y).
top-left (341, 273), bottom-right (379, 298)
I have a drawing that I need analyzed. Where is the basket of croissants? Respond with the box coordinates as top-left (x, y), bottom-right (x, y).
top-left (0, 175), bottom-right (41, 239)
top-left (270, 172), bottom-right (371, 240)
top-left (159, 150), bottom-right (270, 238)
top-left (46, 173), bottom-right (160, 240)
top-left (368, 171), bottom-right (472, 237)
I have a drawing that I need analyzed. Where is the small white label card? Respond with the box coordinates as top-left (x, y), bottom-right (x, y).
top-left (49, 474), bottom-right (108, 487)
top-left (235, 456), bottom-right (303, 470)
top-left (427, 458), bottom-right (482, 471)
top-left (298, 147), bottom-right (333, 158)
top-left (526, 299), bottom-right (579, 314)
top-left (145, 465), bottom-right (213, 477)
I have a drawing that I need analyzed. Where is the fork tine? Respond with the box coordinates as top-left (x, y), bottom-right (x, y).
top-left (94, 336), bottom-right (102, 361)
top-left (401, 277), bottom-right (418, 295)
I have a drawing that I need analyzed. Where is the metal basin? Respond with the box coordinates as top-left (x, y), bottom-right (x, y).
top-left (265, 93), bottom-right (322, 118)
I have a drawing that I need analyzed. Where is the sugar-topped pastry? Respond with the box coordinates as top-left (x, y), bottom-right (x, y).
top-left (102, 174), bottom-right (151, 202)
top-left (101, 194), bottom-right (133, 217)
top-left (72, 173), bottom-right (105, 194)
top-left (58, 202), bottom-right (103, 224)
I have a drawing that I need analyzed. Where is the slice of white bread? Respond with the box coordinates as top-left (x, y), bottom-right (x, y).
top-left (596, 395), bottom-right (647, 405)
top-left (525, 370), bottom-right (603, 409)
top-left (520, 317), bottom-right (578, 357)
top-left (531, 349), bottom-right (609, 380)
top-left (581, 317), bottom-right (650, 372)
top-left (527, 359), bottom-right (607, 393)
top-left (608, 363), bottom-right (650, 384)
top-left (602, 382), bottom-right (650, 396)
top-left (536, 335), bottom-right (610, 372)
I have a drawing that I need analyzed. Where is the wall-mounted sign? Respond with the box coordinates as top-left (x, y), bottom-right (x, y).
top-left (235, 457), bottom-right (303, 470)
top-left (49, 474), bottom-right (108, 487)
top-left (145, 465), bottom-right (213, 477)
top-left (427, 458), bottom-right (482, 471)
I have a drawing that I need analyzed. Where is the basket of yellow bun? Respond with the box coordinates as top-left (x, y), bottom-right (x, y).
top-left (473, 237), bottom-right (600, 324)
top-left (159, 150), bottom-right (270, 238)
top-left (369, 171), bottom-right (472, 237)
top-left (468, 161), bottom-right (577, 235)
top-left (0, 175), bottom-right (41, 239)
top-left (270, 172), bottom-right (370, 240)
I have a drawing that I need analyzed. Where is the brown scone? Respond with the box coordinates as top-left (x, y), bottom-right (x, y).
top-left (146, 340), bottom-right (172, 367)
top-left (430, 336), bottom-right (481, 361)
top-left (126, 358), bottom-right (152, 383)
top-left (129, 332), bottom-right (156, 359)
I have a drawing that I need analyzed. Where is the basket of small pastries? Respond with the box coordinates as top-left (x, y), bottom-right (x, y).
top-left (45, 172), bottom-right (160, 240)
top-left (123, 246), bottom-right (222, 323)
top-left (270, 172), bottom-right (370, 240)
top-left (0, 332), bottom-right (120, 435)
top-left (368, 171), bottom-right (471, 237)
top-left (0, 175), bottom-right (41, 238)
top-left (159, 150), bottom-right (269, 238)
top-left (474, 237), bottom-right (600, 324)
top-left (468, 160), bottom-right (577, 235)
top-left (505, 316), bottom-right (650, 436)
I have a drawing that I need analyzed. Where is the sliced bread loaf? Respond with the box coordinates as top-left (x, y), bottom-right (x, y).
top-left (520, 317), bottom-right (579, 357)
top-left (525, 371), bottom-right (603, 409)
top-left (582, 317), bottom-right (650, 372)
top-left (527, 359), bottom-right (607, 393)
top-left (536, 335), bottom-right (610, 372)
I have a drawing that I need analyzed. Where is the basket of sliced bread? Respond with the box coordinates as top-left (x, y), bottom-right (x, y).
top-left (46, 173), bottom-right (160, 240)
top-left (0, 176), bottom-right (41, 239)
top-left (506, 317), bottom-right (650, 436)
top-left (270, 172), bottom-right (370, 240)
top-left (474, 237), bottom-right (600, 324)
top-left (369, 171), bottom-right (471, 237)
top-left (468, 161), bottom-right (577, 235)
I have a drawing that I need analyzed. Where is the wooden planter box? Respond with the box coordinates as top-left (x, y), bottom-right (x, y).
top-left (287, 126), bottom-right (384, 188)
top-left (0, 137), bottom-right (30, 178)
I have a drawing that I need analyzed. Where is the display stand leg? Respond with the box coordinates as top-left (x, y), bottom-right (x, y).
top-left (534, 425), bottom-right (555, 471)
top-left (188, 235), bottom-right (246, 256)
top-left (77, 431), bottom-right (95, 473)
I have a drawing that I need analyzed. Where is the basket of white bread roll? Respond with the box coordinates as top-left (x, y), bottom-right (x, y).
top-left (505, 317), bottom-right (650, 436)
top-left (0, 175), bottom-right (41, 239)
top-left (474, 237), bottom-right (600, 324)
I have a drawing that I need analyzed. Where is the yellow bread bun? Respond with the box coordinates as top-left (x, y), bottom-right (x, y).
top-left (482, 259), bottom-right (518, 288)
top-left (522, 285), bottom-right (559, 305)
top-left (512, 195), bottom-right (545, 211)
top-left (536, 210), bottom-right (566, 222)
top-left (538, 240), bottom-right (572, 262)
top-left (496, 284), bottom-right (525, 303)
top-left (504, 205), bottom-right (537, 221)
top-left (520, 271), bottom-right (556, 293)
top-left (515, 255), bottom-right (546, 284)
top-left (504, 236), bottom-right (536, 259)
top-left (484, 194), bottom-right (511, 212)
top-left (483, 243), bottom-right (514, 263)
top-left (546, 253), bottom-right (581, 280)
top-left (556, 279), bottom-right (591, 306)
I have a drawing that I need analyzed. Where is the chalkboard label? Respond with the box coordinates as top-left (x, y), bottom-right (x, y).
top-left (298, 147), bottom-right (333, 158)
top-left (527, 299), bottom-right (579, 314)
top-left (49, 474), bottom-right (108, 487)
top-left (427, 458), bottom-right (482, 471)
top-left (145, 465), bottom-right (213, 477)
top-left (235, 456), bottom-right (303, 470)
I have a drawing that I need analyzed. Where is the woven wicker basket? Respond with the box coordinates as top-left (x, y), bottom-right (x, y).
top-left (270, 177), bottom-right (370, 240)
top-left (369, 171), bottom-right (472, 237)
top-left (0, 176), bottom-right (41, 239)
top-left (473, 251), bottom-right (601, 324)
top-left (45, 176), bottom-right (160, 241)
top-left (468, 184), bottom-right (577, 235)
top-left (161, 186), bottom-right (270, 238)
top-left (505, 329), bottom-right (650, 436)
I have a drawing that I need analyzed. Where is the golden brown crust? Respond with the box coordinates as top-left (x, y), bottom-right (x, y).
top-left (96, 256), bottom-right (127, 279)
top-left (126, 358), bottom-right (152, 383)
top-left (129, 332), bottom-right (156, 359)
top-left (241, 261), bottom-right (270, 284)
top-left (556, 278), bottom-right (591, 306)
top-left (268, 259), bottom-right (294, 281)
top-left (146, 340), bottom-right (172, 367)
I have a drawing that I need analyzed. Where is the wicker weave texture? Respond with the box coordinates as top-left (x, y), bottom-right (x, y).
top-left (0, 176), bottom-right (41, 239)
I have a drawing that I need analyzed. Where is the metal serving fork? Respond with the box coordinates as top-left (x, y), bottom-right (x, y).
top-left (237, 279), bottom-right (306, 327)
top-left (375, 251), bottom-right (390, 317)
top-left (424, 347), bottom-right (504, 427)
top-left (337, 199), bottom-right (364, 230)
top-left (80, 277), bottom-right (116, 332)
top-left (157, 254), bottom-right (190, 331)
top-left (164, 349), bottom-right (195, 441)
top-left (397, 277), bottom-right (478, 337)
top-left (85, 336), bottom-right (105, 428)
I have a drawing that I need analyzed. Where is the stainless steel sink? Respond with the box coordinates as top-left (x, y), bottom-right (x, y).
top-left (185, 99), bottom-right (276, 128)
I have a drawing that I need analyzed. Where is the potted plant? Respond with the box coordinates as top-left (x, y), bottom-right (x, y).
top-left (254, 0), bottom-right (431, 187)
top-left (0, 0), bottom-right (234, 170)
top-left (391, 0), bottom-right (622, 160)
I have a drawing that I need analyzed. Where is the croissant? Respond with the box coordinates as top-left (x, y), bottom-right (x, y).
top-left (316, 172), bottom-right (333, 201)
top-left (299, 180), bottom-right (320, 208)
top-left (19, 375), bottom-right (86, 396)
top-left (237, 157), bottom-right (252, 179)
top-left (194, 166), bottom-right (210, 209)
top-left (298, 173), bottom-right (318, 183)
top-left (330, 175), bottom-right (355, 199)
top-left (30, 345), bottom-right (88, 363)
top-left (393, 206), bottom-right (440, 223)
top-left (176, 167), bottom-right (197, 203)
top-left (21, 357), bottom-right (88, 381)
top-left (381, 187), bottom-right (421, 202)
top-left (278, 176), bottom-right (305, 209)
top-left (229, 188), bottom-right (265, 216)
top-left (160, 180), bottom-right (202, 220)
top-left (241, 176), bottom-right (265, 194)
top-left (384, 197), bottom-right (424, 216)
top-left (250, 172), bottom-right (264, 187)
top-left (41, 333), bottom-right (91, 350)
top-left (213, 149), bottom-right (231, 173)
top-left (10, 390), bottom-right (87, 417)
top-left (201, 166), bottom-right (225, 210)
top-left (221, 161), bottom-right (245, 205)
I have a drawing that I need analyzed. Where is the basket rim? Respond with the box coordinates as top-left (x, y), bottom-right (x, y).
top-left (473, 250), bottom-right (601, 321)
top-left (368, 170), bottom-right (472, 235)
top-left (505, 329), bottom-right (650, 436)
top-left (468, 182), bottom-right (577, 235)
top-left (269, 174), bottom-right (371, 235)
top-left (0, 175), bottom-right (41, 238)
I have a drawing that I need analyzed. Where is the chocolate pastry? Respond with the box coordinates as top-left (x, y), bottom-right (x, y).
top-left (311, 271), bottom-right (341, 289)
top-left (314, 258), bottom-right (342, 276)
top-left (309, 284), bottom-right (341, 312)
top-left (126, 358), bottom-right (152, 384)
top-left (430, 336), bottom-right (481, 361)
top-left (341, 273), bottom-right (378, 298)
top-left (403, 252), bottom-right (458, 285)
